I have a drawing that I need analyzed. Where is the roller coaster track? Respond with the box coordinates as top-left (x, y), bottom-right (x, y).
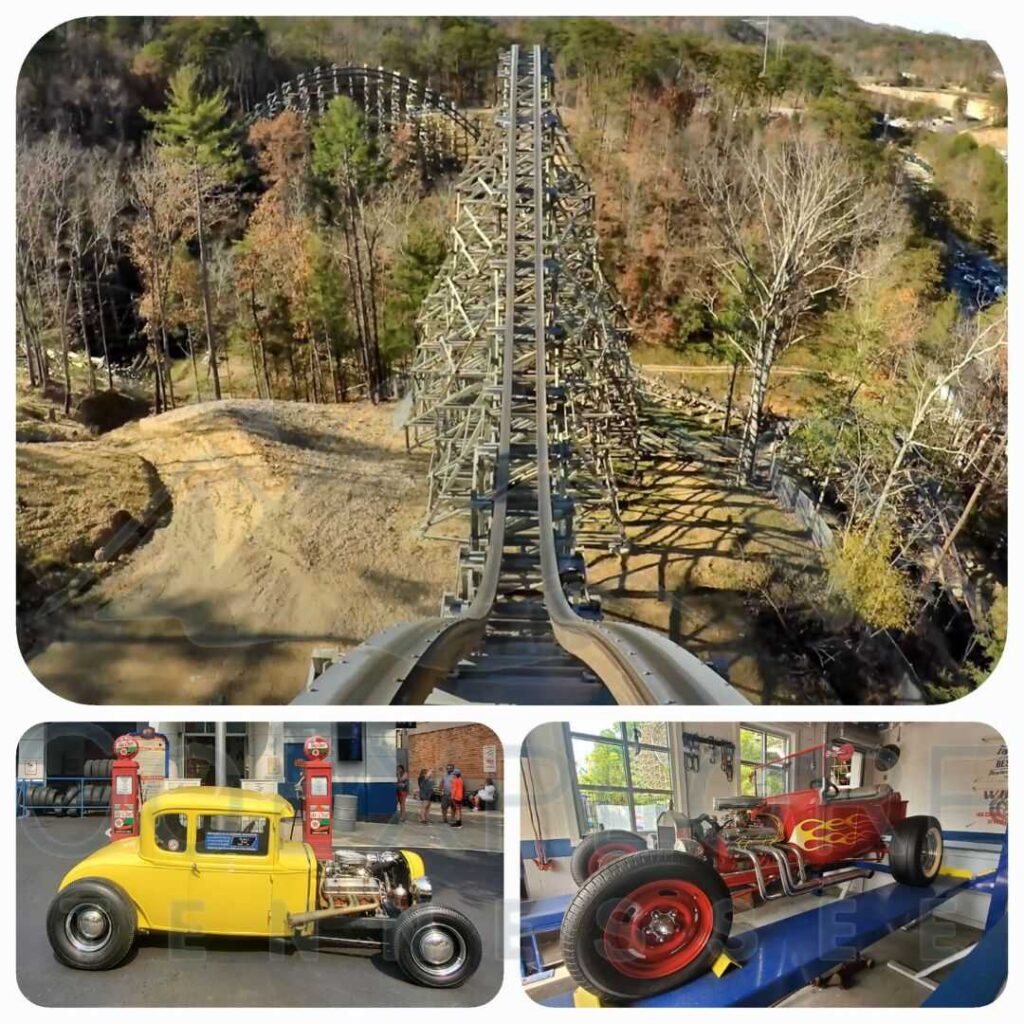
top-left (295, 46), bottom-right (748, 706)
top-left (247, 64), bottom-right (476, 170)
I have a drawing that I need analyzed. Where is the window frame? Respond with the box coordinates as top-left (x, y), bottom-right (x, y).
top-left (195, 813), bottom-right (272, 857)
top-left (567, 723), bottom-right (674, 836)
top-left (152, 811), bottom-right (190, 855)
top-left (739, 725), bottom-right (792, 797)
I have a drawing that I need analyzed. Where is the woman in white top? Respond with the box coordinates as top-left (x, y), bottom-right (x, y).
top-left (471, 778), bottom-right (496, 810)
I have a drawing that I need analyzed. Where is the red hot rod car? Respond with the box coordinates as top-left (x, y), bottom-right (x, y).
top-left (560, 740), bottom-right (943, 1002)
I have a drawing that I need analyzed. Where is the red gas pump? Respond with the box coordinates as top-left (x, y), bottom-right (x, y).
top-left (299, 734), bottom-right (333, 860)
top-left (110, 734), bottom-right (141, 840)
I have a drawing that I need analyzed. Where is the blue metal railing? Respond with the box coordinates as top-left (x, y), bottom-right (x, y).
top-left (17, 775), bottom-right (111, 816)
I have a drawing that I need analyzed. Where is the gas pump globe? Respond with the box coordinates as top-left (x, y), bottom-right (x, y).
top-left (300, 734), bottom-right (333, 860)
top-left (110, 734), bottom-right (141, 839)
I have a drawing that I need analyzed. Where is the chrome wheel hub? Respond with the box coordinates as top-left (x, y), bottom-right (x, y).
top-left (65, 904), bottom-right (112, 952)
top-left (418, 927), bottom-right (455, 964)
top-left (645, 909), bottom-right (680, 943)
top-left (411, 923), bottom-right (467, 979)
top-left (921, 827), bottom-right (943, 877)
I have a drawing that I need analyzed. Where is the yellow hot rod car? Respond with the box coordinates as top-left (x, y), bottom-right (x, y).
top-left (46, 787), bottom-right (482, 987)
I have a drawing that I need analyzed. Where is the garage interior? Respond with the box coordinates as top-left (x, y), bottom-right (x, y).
top-left (520, 721), bottom-right (1007, 1008)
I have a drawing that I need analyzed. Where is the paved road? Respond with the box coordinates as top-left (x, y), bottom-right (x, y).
top-left (17, 817), bottom-right (502, 1007)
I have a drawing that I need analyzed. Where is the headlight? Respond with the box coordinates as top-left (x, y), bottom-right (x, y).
top-left (411, 876), bottom-right (433, 902)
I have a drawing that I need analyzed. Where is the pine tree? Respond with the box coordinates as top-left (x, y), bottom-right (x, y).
top-left (146, 64), bottom-right (240, 400)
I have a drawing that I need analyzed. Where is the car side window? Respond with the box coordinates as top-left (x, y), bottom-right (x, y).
top-left (153, 813), bottom-right (189, 853)
top-left (196, 814), bottom-right (270, 856)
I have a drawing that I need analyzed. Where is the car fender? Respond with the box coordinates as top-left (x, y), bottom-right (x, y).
top-left (55, 872), bottom-right (154, 932)
top-left (401, 849), bottom-right (426, 881)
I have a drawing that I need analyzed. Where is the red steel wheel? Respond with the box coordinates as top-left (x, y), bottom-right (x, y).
top-left (570, 830), bottom-right (647, 884)
top-left (561, 849), bottom-right (732, 1003)
top-left (602, 879), bottom-right (715, 978)
top-left (588, 841), bottom-right (646, 876)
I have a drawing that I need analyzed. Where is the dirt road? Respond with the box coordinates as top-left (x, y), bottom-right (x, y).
top-left (22, 400), bottom-right (454, 703)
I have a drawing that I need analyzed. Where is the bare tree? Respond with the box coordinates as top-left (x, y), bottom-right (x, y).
top-left (84, 150), bottom-right (126, 390)
top-left (866, 310), bottom-right (1007, 539)
top-left (33, 133), bottom-right (81, 413)
top-left (125, 144), bottom-right (192, 410)
top-left (15, 139), bottom-right (52, 387)
top-left (693, 130), bottom-right (899, 482)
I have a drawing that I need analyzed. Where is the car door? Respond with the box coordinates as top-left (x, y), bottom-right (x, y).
top-left (187, 813), bottom-right (275, 936)
top-left (138, 810), bottom-right (195, 932)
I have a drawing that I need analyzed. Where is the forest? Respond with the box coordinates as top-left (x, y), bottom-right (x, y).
top-left (15, 16), bottom-right (1008, 701)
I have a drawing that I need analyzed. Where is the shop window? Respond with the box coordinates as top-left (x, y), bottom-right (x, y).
top-left (335, 723), bottom-right (363, 761)
top-left (568, 722), bottom-right (673, 834)
top-left (740, 726), bottom-right (790, 796)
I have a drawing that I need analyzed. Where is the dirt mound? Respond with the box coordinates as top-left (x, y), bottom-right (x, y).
top-left (22, 399), bottom-right (454, 703)
top-left (16, 444), bottom-right (163, 652)
top-left (76, 389), bottom-right (150, 433)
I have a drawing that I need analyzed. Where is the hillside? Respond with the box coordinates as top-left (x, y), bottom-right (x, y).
top-left (619, 15), bottom-right (1002, 87)
top-left (20, 400), bottom-right (453, 703)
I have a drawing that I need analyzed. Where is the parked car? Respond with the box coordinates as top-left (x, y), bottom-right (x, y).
top-left (47, 786), bottom-right (481, 987)
top-left (560, 741), bottom-right (943, 1001)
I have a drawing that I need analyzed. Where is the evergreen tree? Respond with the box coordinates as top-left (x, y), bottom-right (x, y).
top-left (146, 64), bottom-right (240, 400)
top-left (380, 222), bottom-right (446, 366)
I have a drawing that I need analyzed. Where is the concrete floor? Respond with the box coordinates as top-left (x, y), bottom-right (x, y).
top-left (779, 916), bottom-right (982, 1008)
top-left (322, 800), bottom-right (502, 853)
top-left (525, 882), bottom-right (983, 1007)
top-left (17, 817), bottom-right (502, 1007)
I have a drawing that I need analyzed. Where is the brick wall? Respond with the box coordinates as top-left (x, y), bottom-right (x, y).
top-left (408, 725), bottom-right (504, 792)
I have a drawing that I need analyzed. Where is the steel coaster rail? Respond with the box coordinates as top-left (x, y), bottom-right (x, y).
top-left (293, 47), bottom-right (522, 706)
top-left (526, 46), bottom-right (745, 705)
top-left (295, 45), bottom-right (748, 706)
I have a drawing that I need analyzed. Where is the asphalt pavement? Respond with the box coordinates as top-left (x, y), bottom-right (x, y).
top-left (17, 816), bottom-right (503, 1007)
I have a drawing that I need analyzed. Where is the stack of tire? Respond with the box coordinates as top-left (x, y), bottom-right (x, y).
top-left (23, 785), bottom-right (67, 814)
top-left (23, 760), bottom-right (114, 816)
top-left (78, 760), bottom-right (114, 814)
top-left (83, 758), bottom-right (114, 779)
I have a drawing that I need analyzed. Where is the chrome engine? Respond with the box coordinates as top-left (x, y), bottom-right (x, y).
top-left (319, 849), bottom-right (428, 915)
top-left (718, 810), bottom-right (784, 847)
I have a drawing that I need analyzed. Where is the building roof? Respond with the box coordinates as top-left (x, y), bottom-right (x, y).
top-left (143, 785), bottom-right (294, 818)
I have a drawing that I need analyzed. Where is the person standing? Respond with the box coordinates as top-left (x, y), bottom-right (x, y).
top-left (417, 768), bottom-right (433, 824)
top-left (396, 765), bottom-right (409, 823)
top-left (441, 762), bottom-right (456, 824)
top-left (450, 768), bottom-right (464, 828)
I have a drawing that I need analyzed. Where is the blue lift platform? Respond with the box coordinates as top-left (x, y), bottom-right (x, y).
top-left (522, 831), bottom-right (1007, 1008)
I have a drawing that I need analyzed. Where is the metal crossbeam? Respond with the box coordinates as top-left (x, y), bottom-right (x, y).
top-left (295, 46), bottom-right (747, 707)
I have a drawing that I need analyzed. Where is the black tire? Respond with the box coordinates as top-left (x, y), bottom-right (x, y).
top-left (46, 878), bottom-right (137, 970)
top-left (571, 830), bottom-right (648, 885)
top-left (393, 904), bottom-right (482, 988)
top-left (561, 849), bottom-right (732, 1003)
top-left (874, 744), bottom-right (901, 772)
top-left (890, 815), bottom-right (943, 886)
top-left (62, 785), bottom-right (81, 817)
